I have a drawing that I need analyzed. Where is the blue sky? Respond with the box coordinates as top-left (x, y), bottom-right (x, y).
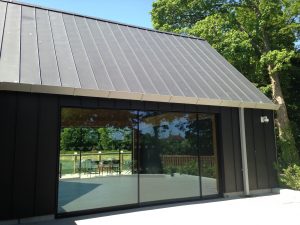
top-left (20, 0), bottom-right (155, 28)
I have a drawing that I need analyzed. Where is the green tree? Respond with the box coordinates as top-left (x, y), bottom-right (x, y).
top-left (60, 128), bottom-right (99, 151)
top-left (98, 127), bottom-right (132, 151)
top-left (98, 128), bottom-right (112, 150)
top-left (152, 0), bottom-right (300, 165)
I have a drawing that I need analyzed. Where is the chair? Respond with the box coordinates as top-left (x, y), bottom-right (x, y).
top-left (111, 159), bottom-right (120, 174)
top-left (84, 159), bottom-right (99, 177)
top-left (100, 160), bottom-right (112, 175)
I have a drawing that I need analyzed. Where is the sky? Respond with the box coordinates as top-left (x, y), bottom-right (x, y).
top-left (19, 0), bottom-right (155, 28)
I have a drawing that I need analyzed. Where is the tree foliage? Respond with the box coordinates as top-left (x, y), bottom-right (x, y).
top-left (60, 128), bottom-right (99, 151)
top-left (60, 127), bottom-right (132, 151)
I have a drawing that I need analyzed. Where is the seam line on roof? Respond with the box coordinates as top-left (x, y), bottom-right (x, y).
top-left (137, 29), bottom-right (185, 96)
top-left (171, 35), bottom-right (228, 100)
top-left (164, 34), bottom-right (214, 99)
top-left (34, 8), bottom-right (42, 85)
top-left (149, 31), bottom-right (198, 98)
top-left (95, 21), bottom-right (130, 92)
top-left (73, 16), bottom-right (99, 90)
top-left (0, 2), bottom-right (7, 59)
top-left (183, 38), bottom-right (239, 101)
top-left (82, 18), bottom-right (114, 90)
top-left (154, 31), bottom-right (209, 99)
top-left (106, 22), bottom-right (144, 93)
top-left (62, 14), bottom-right (94, 89)
top-left (125, 26), bottom-right (172, 96)
top-left (61, 11), bottom-right (82, 90)
top-left (2, 0), bottom-right (206, 42)
top-left (200, 41), bottom-right (261, 102)
top-left (184, 38), bottom-right (243, 101)
top-left (116, 24), bottom-right (159, 95)
top-left (47, 10), bottom-right (62, 86)
top-left (192, 40), bottom-right (251, 101)
top-left (84, 18), bottom-right (113, 90)
top-left (202, 41), bottom-right (269, 102)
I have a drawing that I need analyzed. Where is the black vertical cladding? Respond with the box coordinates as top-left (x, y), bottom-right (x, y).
top-left (35, 95), bottom-right (59, 215)
top-left (220, 107), bottom-right (236, 193)
top-left (244, 109), bottom-right (258, 190)
top-left (13, 94), bottom-right (39, 218)
top-left (262, 110), bottom-right (278, 187)
top-left (0, 91), bottom-right (279, 220)
top-left (231, 109), bottom-right (243, 192)
top-left (80, 96), bottom-right (98, 108)
top-left (252, 110), bottom-right (269, 189)
top-left (60, 95), bottom-right (81, 107)
top-left (0, 93), bottom-right (17, 220)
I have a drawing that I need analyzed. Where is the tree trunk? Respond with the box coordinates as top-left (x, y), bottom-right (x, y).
top-left (269, 65), bottom-right (299, 165)
top-left (269, 66), bottom-right (289, 136)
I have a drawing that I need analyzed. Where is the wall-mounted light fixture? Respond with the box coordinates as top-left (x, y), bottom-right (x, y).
top-left (260, 116), bottom-right (269, 123)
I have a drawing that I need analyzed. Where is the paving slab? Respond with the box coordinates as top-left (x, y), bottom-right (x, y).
top-left (10, 189), bottom-right (300, 225)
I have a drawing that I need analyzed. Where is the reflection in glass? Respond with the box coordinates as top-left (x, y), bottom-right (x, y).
top-left (58, 108), bottom-right (138, 213)
top-left (139, 112), bottom-right (201, 202)
top-left (199, 114), bottom-right (218, 196)
top-left (58, 108), bottom-right (219, 214)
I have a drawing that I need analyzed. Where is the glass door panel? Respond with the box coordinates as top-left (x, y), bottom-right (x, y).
top-left (198, 114), bottom-right (219, 196)
top-left (58, 108), bottom-right (138, 213)
top-left (139, 112), bottom-right (201, 202)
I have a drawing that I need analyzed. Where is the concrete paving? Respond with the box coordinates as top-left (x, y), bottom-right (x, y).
top-left (12, 189), bottom-right (300, 225)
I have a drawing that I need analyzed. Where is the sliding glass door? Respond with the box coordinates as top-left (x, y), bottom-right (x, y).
top-left (57, 107), bottom-right (219, 214)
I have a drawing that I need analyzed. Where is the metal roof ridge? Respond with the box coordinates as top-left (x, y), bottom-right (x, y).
top-left (1, 0), bottom-right (205, 42)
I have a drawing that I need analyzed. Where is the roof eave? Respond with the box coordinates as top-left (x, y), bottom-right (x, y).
top-left (0, 82), bottom-right (279, 110)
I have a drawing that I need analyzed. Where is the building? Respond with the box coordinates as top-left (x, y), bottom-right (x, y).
top-left (0, 0), bottom-right (278, 222)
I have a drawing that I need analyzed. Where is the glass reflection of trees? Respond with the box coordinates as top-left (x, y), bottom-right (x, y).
top-left (139, 112), bottom-right (198, 174)
top-left (60, 108), bottom-right (137, 152)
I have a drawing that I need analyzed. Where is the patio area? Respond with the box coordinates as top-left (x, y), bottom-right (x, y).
top-left (17, 189), bottom-right (300, 225)
top-left (58, 174), bottom-right (218, 212)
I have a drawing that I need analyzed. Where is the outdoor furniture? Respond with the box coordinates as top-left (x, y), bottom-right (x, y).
top-left (112, 159), bottom-right (120, 174)
top-left (84, 159), bottom-right (99, 176)
top-left (100, 160), bottom-right (112, 175)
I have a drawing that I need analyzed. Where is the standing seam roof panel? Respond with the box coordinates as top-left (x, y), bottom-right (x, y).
top-left (20, 6), bottom-right (41, 85)
top-left (125, 26), bottom-right (171, 96)
top-left (0, 1), bottom-right (277, 110)
top-left (189, 39), bottom-right (255, 102)
top-left (35, 9), bottom-right (61, 86)
top-left (162, 34), bottom-right (220, 100)
top-left (169, 35), bottom-right (232, 101)
top-left (0, 2), bottom-right (7, 57)
top-left (201, 41), bottom-right (271, 103)
top-left (74, 17), bottom-right (114, 91)
top-left (62, 14), bottom-right (97, 90)
top-left (49, 11), bottom-right (80, 88)
top-left (0, 3), bottom-right (20, 83)
top-left (179, 38), bottom-right (244, 102)
top-left (145, 30), bottom-right (197, 98)
top-left (112, 24), bottom-right (158, 95)
top-left (134, 29), bottom-right (184, 97)
top-left (152, 32), bottom-right (210, 99)
top-left (97, 21), bottom-right (143, 93)
top-left (87, 19), bottom-right (129, 92)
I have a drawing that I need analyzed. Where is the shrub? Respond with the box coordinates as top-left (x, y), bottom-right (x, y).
top-left (280, 164), bottom-right (300, 190)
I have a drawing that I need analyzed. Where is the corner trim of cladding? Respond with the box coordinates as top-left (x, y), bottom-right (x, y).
top-left (0, 82), bottom-right (279, 110)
